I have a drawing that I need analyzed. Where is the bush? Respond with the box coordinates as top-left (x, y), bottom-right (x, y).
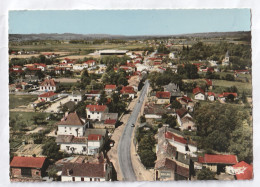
top-left (197, 168), bottom-right (215, 180)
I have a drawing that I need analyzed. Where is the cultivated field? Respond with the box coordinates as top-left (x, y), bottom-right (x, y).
top-left (9, 94), bottom-right (38, 109)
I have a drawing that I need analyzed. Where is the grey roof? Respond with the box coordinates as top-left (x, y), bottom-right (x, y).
top-left (163, 83), bottom-right (181, 96)
top-left (101, 113), bottom-right (118, 121)
top-left (84, 129), bottom-right (107, 137)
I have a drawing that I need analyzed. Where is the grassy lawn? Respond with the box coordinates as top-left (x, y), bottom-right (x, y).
top-left (9, 43), bottom-right (147, 52)
top-left (212, 79), bottom-right (252, 94)
top-left (9, 94), bottom-right (38, 109)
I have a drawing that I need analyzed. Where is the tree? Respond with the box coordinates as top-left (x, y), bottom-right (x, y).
top-left (42, 138), bottom-right (63, 161)
top-left (241, 91), bottom-right (248, 103)
top-left (197, 168), bottom-right (215, 180)
top-left (138, 149), bottom-right (157, 168)
top-left (171, 100), bottom-right (182, 109)
top-left (98, 91), bottom-right (108, 105)
top-left (194, 103), bottom-right (250, 153)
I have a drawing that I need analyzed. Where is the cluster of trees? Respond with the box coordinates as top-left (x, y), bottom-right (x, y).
top-left (100, 55), bottom-right (130, 67)
top-left (107, 92), bottom-right (127, 115)
top-left (180, 41), bottom-right (251, 69)
top-left (177, 64), bottom-right (199, 79)
top-left (194, 103), bottom-right (252, 163)
top-left (161, 114), bottom-right (177, 128)
top-left (102, 69), bottom-right (128, 86)
top-left (157, 44), bottom-right (170, 54)
top-left (136, 126), bottom-right (157, 168)
top-left (148, 68), bottom-right (183, 89)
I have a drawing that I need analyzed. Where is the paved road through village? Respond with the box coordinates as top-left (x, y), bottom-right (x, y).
top-left (118, 80), bottom-right (149, 181)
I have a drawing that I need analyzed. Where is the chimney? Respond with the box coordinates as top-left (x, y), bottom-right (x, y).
top-left (65, 111), bottom-right (69, 117)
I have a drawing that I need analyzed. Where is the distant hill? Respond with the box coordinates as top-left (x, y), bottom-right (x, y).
top-left (9, 31), bottom-right (251, 41)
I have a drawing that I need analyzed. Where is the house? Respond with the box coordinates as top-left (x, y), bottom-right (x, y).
top-left (154, 158), bottom-right (190, 181)
top-left (144, 103), bottom-right (175, 119)
top-left (198, 154), bottom-right (238, 174)
top-left (218, 92), bottom-right (238, 102)
top-left (86, 105), bottom-right (109, 121)
top-left (10, 156), bottom-right (48, 181)
top-left (164, 129), bottom-right (197, 157)
top-left (155, 91), bottom-right (171, 105)
top-left (176, 108), bottom-right (196, 131)
top-left (120, 86), bottom-right (136, 99)
top-left (205, 79), bottom-right (213, 89)
top-left (193, 87), bottom-right (205, 100)
top-left (38, 91), bottom-right (58, 102)
top-left (69, 90), bottom-right (85, 103)
top-left (39, 78), bottom-right (59, 92)
top-left (61, 162), bottom-right (112, 182)
top-left (207, 92), bottom-right (215, 101)
top-left (163, 83), bottom-right (181, 99)
top-left (231, 161), bottom-right (253, 180)
top-left (176, 96), bottom-right (195, 112)
top-left (34, 63), bottom-right (46, 71)
top-left (104, 84), bottom-right (117, 95)
top-left (56, 112), bottom-right (87, 137)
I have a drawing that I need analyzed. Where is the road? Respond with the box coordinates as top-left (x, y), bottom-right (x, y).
top-left (45, 96), bottom-right (70, 113)
top-left (118, 80), bottom-right (150, 181)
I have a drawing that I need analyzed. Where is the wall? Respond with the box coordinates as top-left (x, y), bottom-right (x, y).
top-left (86, 108), bottom-right (108, 121)
top-left (57, 125), bottom-right (85, 137)
top-left (60, 143), bottom-right (88, 155)
top-left (194, 93), bottom-right (205, 100)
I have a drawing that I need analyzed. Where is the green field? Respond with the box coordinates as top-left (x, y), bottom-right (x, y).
top-left (212, 79), bottom-right (252, 94)
top-left (9, 43), bottom-right (148, 52)
top-left (9, 94), bottom-right (38, 109)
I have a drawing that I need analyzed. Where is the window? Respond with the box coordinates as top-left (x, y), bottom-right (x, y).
top-left (21, 168), bottom-right (32, 177)
top-left (90, 178), bottom-right (92, 181)
top-left (97, 112), bottom-right (99, 114)
top-left (36, 171), bottom-right (39, 175)
top-left (92, 112), bottom-right (94, 114)
top-left (88, 115), bottom-right (90, 118)
top-left (81, 177), bottom-right (84, 181)
top-left (72, 177), bottom-right (75, 181)
top-left (97, 178), bottom-right (100, 181)
top-left (94, 178), bottom-right (97, 181)
top-left (83, 146), bottom-right (86, 152)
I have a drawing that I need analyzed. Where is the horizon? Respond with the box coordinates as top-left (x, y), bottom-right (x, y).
top-left (9, 9), bottom-right (251, 35)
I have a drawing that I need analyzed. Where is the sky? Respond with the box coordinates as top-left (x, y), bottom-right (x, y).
top-left (9, 9), bottom-right (251, 35)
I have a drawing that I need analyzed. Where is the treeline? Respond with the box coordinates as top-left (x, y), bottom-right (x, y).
top-left (194, 103), bottom-right (253, 163)
top-left (180, 42), bottom-right (251, 69)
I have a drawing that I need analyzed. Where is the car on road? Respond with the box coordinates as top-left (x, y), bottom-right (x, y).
top-left (131, 123), bottom-right (135, 127)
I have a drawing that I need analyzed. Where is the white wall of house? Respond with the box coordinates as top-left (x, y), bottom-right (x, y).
top-left (208, 95), bottom-right (215, 101)
top-left (168, 140), bottom-right (197, 157)
top-left (194, 93), bottom-right (205, 100)
top-left (60, 143), bottom-right (88, 155)
top-left (144, 114), bottom-right (162, 119)
top-left (69, 95), bottom-right (82, 103)
top-left (87, 139), bottom-right (103, 155)
top-left (39, 86), bottom-right (56, 92)
top-left (39, 94), bottom-right (58, 102)
top-left (62, 176), bottom-right (106, 182)
top-left (57, 125), bottom-right (85, 137)
top-left (86, 108), bottom-right (108, 121)
top-left (180, 121), bottom-right (196, 131)
top-left (156, 98), bottom-right (170, 105)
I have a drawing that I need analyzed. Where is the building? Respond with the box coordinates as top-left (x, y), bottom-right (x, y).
top-left (39, 78), bottom-right (59, 92)
top-left (69, 90), bottom-right (85, 104)
top-left (193, 87), bottom-right (205, 101)
top-left (61, 162), bottom-right (112, 182)
top-left (38, 91), bottom-right (58, 102)
top-left (207, 92), bottom-right (215, 101)
top-left (163, 83), bottom-right (181, 99)
top-left (155, 91), bottom-right (171, 104)
top-left (222, 51), bottom-right (230, 66)
top-left (56, 112), bottom-right (87, 137)
top-left (176, 108), bottom-right (196, 131)
top-left (104, 84), bottom-right (117, 95)
top-left (10, 156), bottom-right (48, 181)
top-left (86, 105), bottom-right (109, 121)
top-left (98, 49), bottom-right (128, 55)
top-left (120, 86), bottom-right (136, 99)
top-left (198, 154), bottom-right (238, 174)
top-left (231, 161), bottom-right (253, 180)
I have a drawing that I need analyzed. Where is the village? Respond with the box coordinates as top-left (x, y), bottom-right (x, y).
top-left (9, 32), bottom-right (253, 182)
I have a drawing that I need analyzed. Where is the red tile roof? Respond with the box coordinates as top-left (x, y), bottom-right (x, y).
top-left (233, 161), bottom-right (253, 180)
top-left (88, 134), bottom-right (102, 141)
top-left (38, 91), bottom-right (57, 98)
top-left (181, 96), bottom-right (192, 103)
top-left (176, 108), bottom-right (188, 118)
top-left (165, 131), bottom-right (187, 144)
top-left (86, 105), bottom-right (107, 112)
top-left (223, 92), bottom-right (238, 97)
top-left (205, 79), bottom-right (212, 86)
top-left (207, 92), bottom-right (215, 96)
top-left (62, 163), bottom-right (105, 178)
top-left (10, 156), bottom-right (46, 168)
top-left (193, 87), bottom-right (205, 95)
top-left (199, 154), bottom-right (238, 164)
top-left (156, 91), bottom-right (171, 99)
top-left (120, 86), bottom-right (136, 94)
top-left (105, 84), bottom-right (116, 90)
top-left (104, 119), bottom-right (117, 125)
